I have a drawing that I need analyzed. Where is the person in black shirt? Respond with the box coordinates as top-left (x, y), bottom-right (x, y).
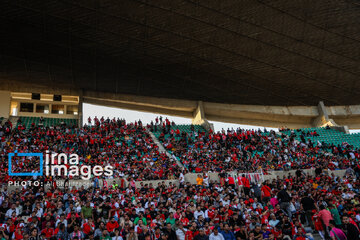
top-left (315, 166), bottom-right (322, 176)
top-left (129, 209), bottom-right (138, 222)
top-left (300, 193), bottom-right (316, 229)
top-left (229, 214), bottom-right (243, 228)
top-left (162, 223), bottom-right (177, 240)
top-left (277, 186), bottom-right (292, 219)
top-left (295, 169), bottom-right (304, 179)
top-left (185, 209), bottom-right (194, 221)
top-left (342, 216), bottom-right (359, 240)
top-left (235, 225), bottom-right (248, 240)
top-left (251, 225), bottom-right (263, 240)
top-left (101, 201), bottom-right (112, 221)
top-left (281, 215), bottom-right (292, 237)
top-left (194, 228), bottom-right (209, 240)
top-left (67, 213), bottom-right (81, 233)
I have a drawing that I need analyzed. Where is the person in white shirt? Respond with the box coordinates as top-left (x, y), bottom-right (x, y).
top-left (176, 222), bottom-right (187, 240)
top-left (194, 206), bottom-right (205, 220)
top-left (209, 228), bottom-right (225, 240)
top-left (5, 204), bottom-right (19, 218)
top-left (135, 203), bottom-right (145, 215)
top-left (179, 172), bottom-right (185, 186)
top-left (203, 173), bottom-right (209, 187)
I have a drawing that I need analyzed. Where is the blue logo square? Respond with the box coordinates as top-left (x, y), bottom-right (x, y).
top-left (8, 151), bottom-right (43, 176)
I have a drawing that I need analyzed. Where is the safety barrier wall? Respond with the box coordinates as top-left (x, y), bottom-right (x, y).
top-left (5, 169), bottom-right (347, 191)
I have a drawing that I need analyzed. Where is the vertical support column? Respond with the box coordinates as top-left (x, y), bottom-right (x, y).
top-left (192, 101), bottom-right (205, 125)
top-left (0, 90), bottom-right (11, 118)
top-left (192, 101), bottom-right (214, 131)
top-left (78, 89), bottom-right (83, 128)
top-left (49, 104), bottom-right (52, 115)
top-left (312, 101), bottom-right (337, 127)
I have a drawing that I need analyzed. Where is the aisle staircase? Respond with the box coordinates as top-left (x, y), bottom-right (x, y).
top-left (147, 129), bottom-right (184, 168)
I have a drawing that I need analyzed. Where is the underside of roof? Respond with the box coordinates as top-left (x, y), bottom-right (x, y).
top-left (1, 0), bottom-right (360, 106)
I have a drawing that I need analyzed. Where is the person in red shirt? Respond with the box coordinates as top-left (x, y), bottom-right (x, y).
top-left (227, 176), bottom-right (235, 186)
top-left (106, 217), bottom-right (120, 233)
top-left (261, 182), bottom-right (272, 203)
top-left (83, 218), bottom-right (95, 236)
top-left (185, 225), bottom-right (195, 240)
top-left (241, 175), bottom-right (251, 196)
top-left (13, 228), bottom-right (23, 240)
top-left (41, 222), bottom-right (54, 239)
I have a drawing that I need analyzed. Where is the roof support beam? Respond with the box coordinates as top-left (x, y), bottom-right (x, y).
top-left (192, 101), bottom-right (213, 131)
top-left (1, 80), bottom-right (360, 129)
top-left (312, 101), bottom-right (337, 127)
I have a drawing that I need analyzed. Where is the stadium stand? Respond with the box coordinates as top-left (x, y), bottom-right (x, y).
top-left (152, 123), bottom-right (359, 173)
top-left (281, 127), bottom-right (360, 148)
top-left (2, 117), bottom-right (181, 183)
top-left (0, 117), bottom-right (359, 240)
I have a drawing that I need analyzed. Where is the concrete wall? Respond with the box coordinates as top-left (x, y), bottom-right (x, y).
top-left (11, 99), bottom-right (78, 119)
top-left (0, 90), bottom-right (11, 118)
top-left (5, 169), bottom-right (347, 192)
top-left (185, 173), bottom-right (220, 185)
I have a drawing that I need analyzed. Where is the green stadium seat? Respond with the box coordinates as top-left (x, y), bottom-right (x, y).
top-left (17, 117), bottom-right (78, 129)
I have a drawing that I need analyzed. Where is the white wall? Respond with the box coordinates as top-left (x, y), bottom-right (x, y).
top-left (0, 91), bottom-right (11, 118)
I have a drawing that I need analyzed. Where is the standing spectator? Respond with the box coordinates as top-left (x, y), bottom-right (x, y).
top-left (261, 182), bottom-right (272, 203)
top-left (277, 186), bottom-right (292, 219)
top-left (196, 175), bottom-right (204, 187)
top-left (301, 192), bottom-right (317, 229)
top-left (241, 175), bottom-right (251, 196)
top-left (341, 216), bottom-right (359, 240)
top-left (329, 220), bottom-right (347, 240)
top-left (318, 205), bottom-right (333, 229)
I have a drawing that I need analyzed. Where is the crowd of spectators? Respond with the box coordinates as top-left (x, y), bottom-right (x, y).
top-left (0, 116), bottom-right (360, 240)
top-left (0, 117), bottom-right (181, 183)
top-left (0, 164), bottom-right (359, 240)
top-left (155, 125), bottom-right (360, 173)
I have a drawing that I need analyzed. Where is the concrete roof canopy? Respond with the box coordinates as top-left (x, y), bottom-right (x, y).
top-left (1, 0), bottom-right (360, 128)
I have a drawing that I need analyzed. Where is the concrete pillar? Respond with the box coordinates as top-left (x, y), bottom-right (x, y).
top-left (78, 90), bottom-right (83, 128)
top-left (192, 101), bottom-right (205, 125)
top-left (0, 91), bottom-right (11, 118)
top-left (192, 101), bottom-right (214, 131)
top-left (312, 101), bottom-right (337, 127)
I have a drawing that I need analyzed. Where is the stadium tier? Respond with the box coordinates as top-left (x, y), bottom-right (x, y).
top-left (0, 117), bottom-right (360, 240)
top-left (152, 123), bottom-right (360, 173)
top-left (3, 0), bottom-right (360, 238)
top-left (2, 117), bottom-right (180, 182)
top-left (281, 127), bottom-right (360, 148)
